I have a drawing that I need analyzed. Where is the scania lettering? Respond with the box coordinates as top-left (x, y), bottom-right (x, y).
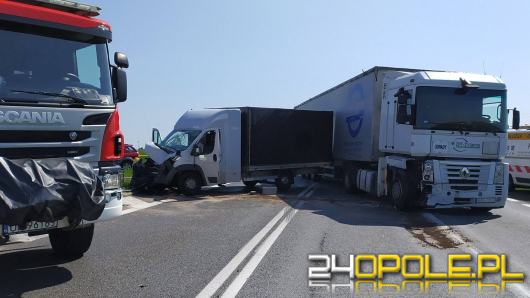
top-left (0, 110), bottom-right (65, 124)
top-left (0, 0), bottom-right (129, 256)
top-left (296, 67), bottom-right (518, 211)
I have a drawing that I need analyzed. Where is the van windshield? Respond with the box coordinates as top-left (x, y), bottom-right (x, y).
top-left (160, 130), bottom-right (202, 152)
top-left (0, 27), bottom-right (113, 105)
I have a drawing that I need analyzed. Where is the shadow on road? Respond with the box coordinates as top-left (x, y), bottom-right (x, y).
top-left (0, 249), bottom-right (75, 297)
top-left (278, 179), bottom-right (501, 229)
top-left (509, 188), bottom-right (530, 202)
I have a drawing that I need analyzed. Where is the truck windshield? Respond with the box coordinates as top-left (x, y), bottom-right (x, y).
top-left (0, 27), bottom-right (112, 105)
top-left (161, 130), bottom-right (202, 152)
top-left (415, 87), bottom-right (507, 133)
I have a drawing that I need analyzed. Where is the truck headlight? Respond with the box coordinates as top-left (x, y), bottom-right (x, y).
top-left (494, 163), bottom-right (505, 185)
top-left (102, 173), bottom-right (122, 189)
top-left (422, 160), bottom-right (434, 183)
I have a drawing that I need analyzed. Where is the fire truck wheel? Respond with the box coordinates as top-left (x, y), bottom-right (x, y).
top-left (49, 224), bottom-right (94, 258)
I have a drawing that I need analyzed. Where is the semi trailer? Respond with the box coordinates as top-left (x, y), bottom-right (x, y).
top-left (142, 107), bottom-right (333, 194)
top-left (296, 66), bottom-right (518, 211)
top-left (0, 0), bottom-right (129, 256)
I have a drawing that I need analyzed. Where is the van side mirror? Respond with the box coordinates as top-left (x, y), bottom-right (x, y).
top-left (114, 52), bottom-right (129, 69)
top-left (152, 128), bottom-right (161, 144)
top-left (191, 144), bottom-right (203, 156)
top-left (112, 66), bottom-right (127, 103)
top-left (512, 108), bottom-right (520, 130)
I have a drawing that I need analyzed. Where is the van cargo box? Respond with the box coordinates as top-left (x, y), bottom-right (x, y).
top-left (240, 107), bottom-right (333, 170)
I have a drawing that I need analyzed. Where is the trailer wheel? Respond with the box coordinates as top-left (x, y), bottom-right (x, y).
top-left (243, 181), bottom-right (258, 189)
top-left (389, 170), bottom-right (412, 211)
top-left (275, 174), bottom-right (293, 192)
top-left (49, 224), bottom-right (94, 257)
top-left (178, 172), bottom-right (202, 195)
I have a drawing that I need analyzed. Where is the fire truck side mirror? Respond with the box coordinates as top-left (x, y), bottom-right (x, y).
top-left (114, 52), bottom-right (129, 69)
top-left (112, 67), bottom-right (127, 103)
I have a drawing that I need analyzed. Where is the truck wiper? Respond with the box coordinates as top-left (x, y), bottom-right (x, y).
top-left (10, 89), bottom-right (88, 105)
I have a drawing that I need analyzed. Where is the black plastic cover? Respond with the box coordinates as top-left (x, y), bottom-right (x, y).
top-left (241, 107), bottom-right (333, 169)
top-left (0, 158), bottom-right (105, 226)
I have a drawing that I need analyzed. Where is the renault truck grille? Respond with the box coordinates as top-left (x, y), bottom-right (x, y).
top-left (0, 147), bottom-right (90, 159)
top-left (441, 163), bottom-right (489, 191)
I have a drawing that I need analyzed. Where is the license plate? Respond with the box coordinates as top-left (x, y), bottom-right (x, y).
top-left (3, 220), bottom-right (59, 236)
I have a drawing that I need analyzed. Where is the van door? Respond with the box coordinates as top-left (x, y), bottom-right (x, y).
top-left (194, 129), bottom-right (221, 185)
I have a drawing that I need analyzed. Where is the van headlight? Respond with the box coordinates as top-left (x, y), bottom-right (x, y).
top-left (422, 160), bottom-right (434, 183)
top-left (494, 163), bottom-right (505, 185)
top-left (102, 173), bottom-right (122, 189)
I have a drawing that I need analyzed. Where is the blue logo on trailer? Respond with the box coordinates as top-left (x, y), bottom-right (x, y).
top-left (346, 112), bottom-right (363, 138)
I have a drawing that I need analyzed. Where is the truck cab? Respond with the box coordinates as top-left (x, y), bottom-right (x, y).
top-left (379, 71), bottom-right (512, 209)
top-left (0, 0), bottom-right (129, 256)
top-left (146, 109), bottom-right (242, 194)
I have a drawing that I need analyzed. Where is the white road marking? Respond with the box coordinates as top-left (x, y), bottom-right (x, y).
top-left (424, 212), bottom-right (530, 297)
top-left (523, 204), bottom-right (530, 208)
top-left (220, 187), bottom-right (314, 297)
top-left (221, 201), bottom-right (304, 298)
top-left (197, 184), bottom-right (314, 298)
top-left (507, 198), bottom-right (519, 202)
top-left (122, 196), bottom-right (163, 215)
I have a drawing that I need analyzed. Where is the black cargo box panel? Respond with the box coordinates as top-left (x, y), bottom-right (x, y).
top-left (240, 107), bottom-right (333, 169)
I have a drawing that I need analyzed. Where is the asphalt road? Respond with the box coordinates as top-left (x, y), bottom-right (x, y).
top-left (1, 180), bottom-right (530, 298)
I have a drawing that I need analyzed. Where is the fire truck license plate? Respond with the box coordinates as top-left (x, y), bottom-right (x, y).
top-left (2, 221), bottom-right (59, 236)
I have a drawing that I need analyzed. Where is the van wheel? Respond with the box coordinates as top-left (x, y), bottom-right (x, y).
top-left (389, 170), bottom-right (412, 211)
top-left (49, 224), bottom-right (94, 257)
top-left (243, 181), bottom-right (258, 189)
top-left (178, 172), bottom-right (202, 195)
top-left (275, 174), bottom-right (293, 192)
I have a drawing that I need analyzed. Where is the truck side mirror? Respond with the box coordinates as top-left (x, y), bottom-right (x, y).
top-left (396, 105), bottom-right (409, 124)
top-left (394, 88), bottom-right (411, 105)
top-left (114, 52), bottom-right (129, 69)
top-left (112, 66), bottom-right (127, 103)
top-left (512, 108), bottom-right (520, 130)
top-left (152, 128), bottom-right (161, 144)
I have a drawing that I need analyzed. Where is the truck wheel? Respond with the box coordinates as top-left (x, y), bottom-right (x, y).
top-left (49, 224), bottom-right (94, 257)
top-left (178, 172), bottom-right (202, 195)
top-left (509, 175), bottom-right (516, 192)
top-left (275, 174), bottom-right (293, 192)
top-left (344, 168), bottom-right (358, 194)
top-left (389, 170), bottom-right (412, 211)
top-left (243, 181), bottom-right (258, 189)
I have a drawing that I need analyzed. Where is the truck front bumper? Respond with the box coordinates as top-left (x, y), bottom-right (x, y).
top-left (424, 183), bottom-right (506, 209)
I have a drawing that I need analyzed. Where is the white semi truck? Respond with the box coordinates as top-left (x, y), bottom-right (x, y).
top-left (297, 66), bottom-right (518, 211)
top-left (142, 107), bottom-right (333, 194)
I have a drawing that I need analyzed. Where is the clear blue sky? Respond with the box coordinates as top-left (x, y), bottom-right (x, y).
top-left (99, 0), bottom-right (530, 148)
